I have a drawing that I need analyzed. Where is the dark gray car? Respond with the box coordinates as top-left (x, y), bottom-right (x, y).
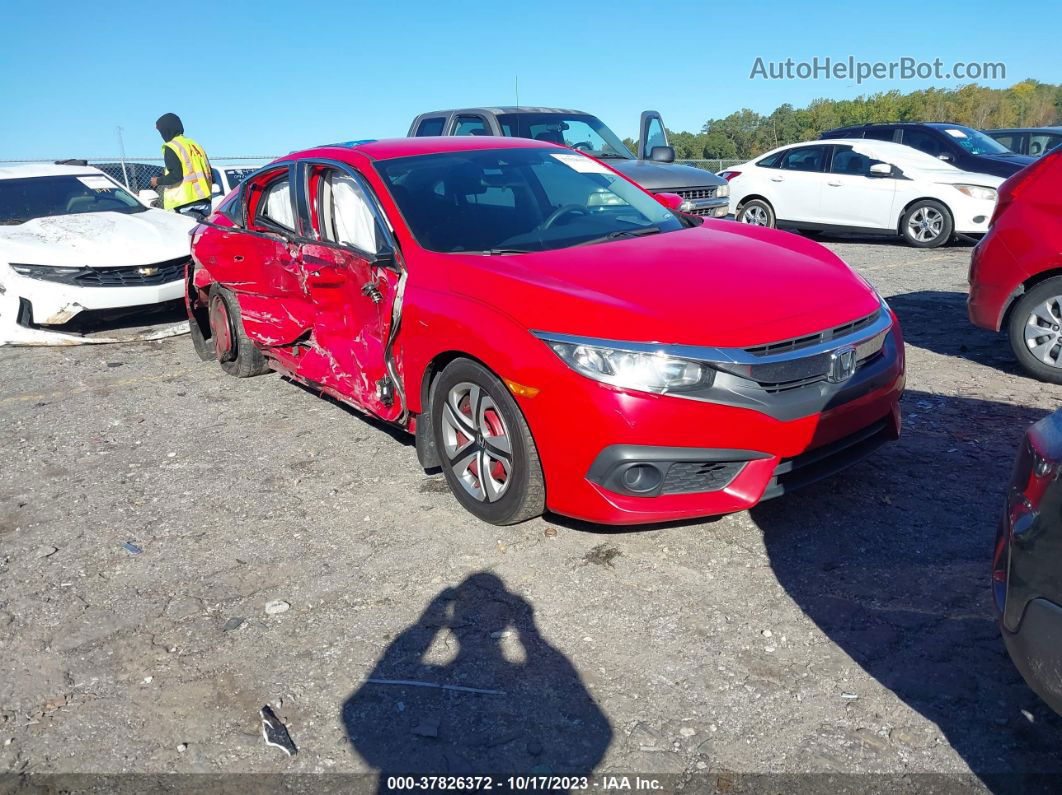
top-left (407, 107), bottom-right (730, 218)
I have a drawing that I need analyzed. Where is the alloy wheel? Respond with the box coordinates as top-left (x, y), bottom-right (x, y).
top-left (440, 382), bottom-right (514, 502)
top-left (1024, 295), bottom-right (1062, 369)
top-left (907, 206), bottom-right (944, 243)
top-left (741, 205), bottom-right (769, 226)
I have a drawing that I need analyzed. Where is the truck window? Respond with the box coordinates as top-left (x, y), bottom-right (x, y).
top-left (415, 117), bottom-right (446, 137)
top-left (453, 115), bottom-right (490, 136)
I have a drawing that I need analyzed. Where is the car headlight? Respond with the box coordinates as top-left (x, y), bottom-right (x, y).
top-left (716, 184), bottom-right (730, 198)
top-left (544, 339), bottom-right (713, 394)
top-left (951, 184), bottom-right (997, 201)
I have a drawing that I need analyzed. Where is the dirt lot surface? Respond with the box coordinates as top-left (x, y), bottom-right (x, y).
top-left (2, 236), bottom-right (1061, 791)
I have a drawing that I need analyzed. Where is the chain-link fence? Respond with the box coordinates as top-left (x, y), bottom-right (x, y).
top-left (674, 158), bottom-right (745, 173)
top-left (0, 157), bottom-right (275, 192)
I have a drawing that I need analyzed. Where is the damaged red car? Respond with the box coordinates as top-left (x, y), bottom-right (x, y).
top-left (187, 137), bottom-right (905, 525)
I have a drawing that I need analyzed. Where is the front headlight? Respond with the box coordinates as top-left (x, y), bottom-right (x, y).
top-left (716, 184), bottom-right (730, 198)
top-left (545, 340), bottom-right (713, 394)
top-left (951, 184), bottom-right (997, 201)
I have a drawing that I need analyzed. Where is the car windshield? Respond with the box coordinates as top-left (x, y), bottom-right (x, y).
top-left (376, 148), bottom-right (683, 254)
top-left (496, 113), bottom-right (633, 159)
top-left (0, 174), bottom-right (146, 225)
top-left (939, 126), bottom-right (1013, 156)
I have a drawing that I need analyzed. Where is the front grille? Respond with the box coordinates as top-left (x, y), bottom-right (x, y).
top-left (671, 187), bottom-right (718, 201)
top-left (745, 310), bottom-right (881, 357)
top-left (10, 257), bottom-right (188, 287)
top-left (661, 460), bottom-right (745, 495)
top-left (75, 257), bottom-right (188, 287)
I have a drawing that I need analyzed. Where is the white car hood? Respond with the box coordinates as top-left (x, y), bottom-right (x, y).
top-left (0, 209), bottom-right (196, 268)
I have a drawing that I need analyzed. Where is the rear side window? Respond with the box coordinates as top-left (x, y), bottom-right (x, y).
top-left (414, 117), bottom-right (446, 137)
top-left (901, 129), bottom-right (944, 157)
top-left (991, 133), bottom-right (1021, 152)
top-left (780, 146), bottom-right (827, 172)
top-left (756, 152), bottom-right (783, 168)
top-left (453, 115), bottom-right (490, 136)
top-left (864, 128), bottom-right (896, 142)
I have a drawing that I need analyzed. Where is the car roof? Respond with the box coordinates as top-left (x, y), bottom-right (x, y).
top-left (295, 136), bottom-right (561, 162)
top-left (0, 162), bottom-right (108, 180)
top-left (417, 106), bottom-right (589, 117)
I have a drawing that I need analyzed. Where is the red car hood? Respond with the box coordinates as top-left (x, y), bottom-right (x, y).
top-left (443, 222), bottom-right (881, 348)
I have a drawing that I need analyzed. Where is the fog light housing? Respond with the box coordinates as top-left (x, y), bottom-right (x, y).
top-left (619, 464), bottom-right (662, 494)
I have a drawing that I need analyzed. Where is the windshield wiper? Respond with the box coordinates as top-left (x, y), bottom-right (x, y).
top-left (471, 248), bottom-right (531, 255)
top-left (595, 153), bottom-right (630, 159)
top-left (572, 227), bottom-right (662, 247)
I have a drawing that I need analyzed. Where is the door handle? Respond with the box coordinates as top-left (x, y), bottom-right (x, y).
top-left (827, 181), bottom-right (842, 187)
top-left (770, 176), bottom-right (784, 182)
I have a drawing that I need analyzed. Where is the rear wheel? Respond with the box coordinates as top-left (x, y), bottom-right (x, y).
top-left (208, 285), bottom-right (270, 378)
top-left (737, 199), bottom-right (775, 228)
top-left (430, 359), bottom-right (545, 525)
top-left (900, 200), bottom-right (953, 248)
top-left (1008, 277), bottom-right (1062, 384)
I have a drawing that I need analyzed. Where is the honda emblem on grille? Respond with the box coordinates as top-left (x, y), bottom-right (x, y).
top-left (137, 266), bottom-right (159, 276)
top-left (827, 345), bottom-right (857, 383)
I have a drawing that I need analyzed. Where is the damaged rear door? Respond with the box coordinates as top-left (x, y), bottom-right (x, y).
top-left (296, 160), bottom-right (405, 422)
top-left (204, 164), bottom-right (314, 348)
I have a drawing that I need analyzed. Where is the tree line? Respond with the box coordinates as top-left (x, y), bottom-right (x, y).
top-left (625, 81), bottom-right (1061, 161)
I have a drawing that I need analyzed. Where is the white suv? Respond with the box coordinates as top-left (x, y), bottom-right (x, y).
top-left (721, 139), bottom-right (1003, 248)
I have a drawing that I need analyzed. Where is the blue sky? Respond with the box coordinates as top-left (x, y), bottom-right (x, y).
top-left (1, 0), bottom-right (1057, 160)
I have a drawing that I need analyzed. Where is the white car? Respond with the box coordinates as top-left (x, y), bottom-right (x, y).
top-left (210, 164), bottom-right (258, 210)
top-left (0, 163), bottom-right (197, 345)
top-left (721, 139), bottom-right (1003, 248)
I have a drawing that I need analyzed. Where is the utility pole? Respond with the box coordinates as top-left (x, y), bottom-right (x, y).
top-left (116, 126), bottom-right (130, 189)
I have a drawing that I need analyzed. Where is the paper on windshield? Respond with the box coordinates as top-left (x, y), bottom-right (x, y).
top-left (551, 153), bottom-right (612, 174)
top-left (77, 176), bottom-right (118, 191)
top-left (944, 129), bottom-right (967, 138)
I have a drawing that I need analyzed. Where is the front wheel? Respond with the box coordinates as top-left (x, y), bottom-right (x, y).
top-left (737, 199), bottom-right (775, 228)
top-left (901, 200), bottom-right (953, 248)
top-left (431, 359), bottom-right (545, 525)
top-left (1008, 277), bottom-right (1062, 384)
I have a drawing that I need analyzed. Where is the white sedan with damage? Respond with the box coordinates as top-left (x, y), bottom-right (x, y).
top-left (0, 163), bottom-right (197, 345)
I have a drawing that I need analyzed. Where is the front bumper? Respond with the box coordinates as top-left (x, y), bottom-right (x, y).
top-left (524, 321), bottom-right (905, 524)
top-left (1001, 597), bottom-right (1062, 715)
top-left (0, 263), bottom-right (188, 345)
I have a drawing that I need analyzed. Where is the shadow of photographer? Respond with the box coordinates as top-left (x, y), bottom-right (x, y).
top-left (341, 572), bottom-right (611, 783)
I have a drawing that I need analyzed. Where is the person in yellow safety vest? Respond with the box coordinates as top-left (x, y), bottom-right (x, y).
top-left (149, 113), bottom-right (213, 221)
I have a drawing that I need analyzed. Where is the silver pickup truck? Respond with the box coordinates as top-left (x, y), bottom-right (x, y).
top-left (407, 107), bottom-right (729, 218)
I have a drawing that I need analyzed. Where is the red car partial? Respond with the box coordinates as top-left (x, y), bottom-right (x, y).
top-left (969, 146), bottom-right (1062, 383)
top-left (186, 137), bottom-right (905, 525)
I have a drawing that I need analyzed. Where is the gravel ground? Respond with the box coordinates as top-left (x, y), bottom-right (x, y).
top-left (1, 235), bottom-right (1060, 790)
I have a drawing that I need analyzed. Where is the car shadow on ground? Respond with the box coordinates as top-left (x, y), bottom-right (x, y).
top-left (751, 389), bottom-right (1062, 790)
top-left (792, 230), bottom-right (977, 249)
top-left (887, 291), bottom-right (1024, 374)
top-left (340, 572), bottom-right (611, 785)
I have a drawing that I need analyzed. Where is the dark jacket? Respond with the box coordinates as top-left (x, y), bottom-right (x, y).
top-left (155, 113), bottom-right (186, 190)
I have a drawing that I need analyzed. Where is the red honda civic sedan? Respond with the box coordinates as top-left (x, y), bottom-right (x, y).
top-left (186, 137), bottom-right (905, 525)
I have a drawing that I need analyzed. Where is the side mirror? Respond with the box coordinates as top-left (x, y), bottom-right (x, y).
top-left (371, 247), bottom-right (399, 271)
top-left (211, 183), bottom-right (223, 196)
top-left (868, 163), bottom-right (893, 178)
top-left (654, 192), bottom-right (685, 211)
top-left (138, 188), bottom-right (159, 203)
top-left (649, 146), bottom-right (676, 163)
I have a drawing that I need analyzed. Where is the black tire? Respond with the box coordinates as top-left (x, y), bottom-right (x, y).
top-left (207, 284), bottom-right (270, 378)
top-left (736, 198), bottom-right (775, 228)
top-left (1008, 277), bottom-right (1062, 384)
top-left (430, 359), bottom-right (545, 525)
top-left (900, 199), bottom-right (953, 248)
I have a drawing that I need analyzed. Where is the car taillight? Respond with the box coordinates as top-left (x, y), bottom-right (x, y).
top-left (718, 170), bottom-right (741, 181)
top-left (990, 151), bottom-right (1057, 225)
